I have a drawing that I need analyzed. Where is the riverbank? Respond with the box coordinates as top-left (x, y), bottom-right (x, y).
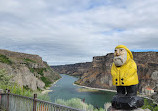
top-left (41, 77), bottom-right (62, 94)
top-left (41, 89), bottom-right (52, 94)
top-left (73, 83), bottom-right (117, 93)
top-left (74, 83), bottom-right (158, 104)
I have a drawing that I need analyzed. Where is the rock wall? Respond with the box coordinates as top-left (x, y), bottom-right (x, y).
top-left (52, 62), bottom-right (92, 76)
top-left (0, 49), bottom-right (61, 90)
top-left (52, 52), bottom-right (158, 93)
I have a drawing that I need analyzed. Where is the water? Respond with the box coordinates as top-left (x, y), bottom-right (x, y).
top-left (49, 74), bottom-right (116, 108)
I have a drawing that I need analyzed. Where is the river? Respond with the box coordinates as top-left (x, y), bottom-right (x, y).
top-left (48, 74), bottom-right (115, 108)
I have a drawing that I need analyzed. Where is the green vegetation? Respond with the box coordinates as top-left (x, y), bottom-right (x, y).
top-left (142, 99), bottom-right (158, 111)
top-left (0, 69), bottom-right (50, 101)
top-left (31, 68), bottom-right (51, 87)
top-left (0, 69), bottom-right (13, 91)
top-left (24, 58), bottom-right (36, 63)
top-left (24, 59), bottom-right (58, 88)
top-left (74, 81), bottom-right (80, 85)
top-left (40, 76), bottom-right (52, 87)
top-left (29, 68), bottom-right (47, 76)
top-left (55, 98), bottom-right (104, 111)
top-left (29, 68), bottom-right (35, 73)
top-left (36, 68), bottom-right (47, 76)
top-left (0, 105), bottom-right (6, 111)
top-left (27, 67), bottom-right (51, 87)
top-left (45, 63), bottom-right (52, 71)
top-left (0, 69), bottom-right (32, 97)
top-left (0, 54), bottom-right (12, 65)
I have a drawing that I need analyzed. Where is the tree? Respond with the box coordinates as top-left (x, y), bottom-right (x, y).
top-left (0, 69), bottom-right (12, 89)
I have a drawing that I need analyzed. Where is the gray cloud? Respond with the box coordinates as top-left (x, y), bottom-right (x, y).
top-left (0, 0), bottom-right (158, 65)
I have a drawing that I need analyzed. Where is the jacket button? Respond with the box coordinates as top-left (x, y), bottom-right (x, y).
top-left (115, 79), bottom-right (117, 81)
top-left (122, 82), bottom-right (124, 84)
top-left (121, 78), bottom-right (123, 81)
top-left (116, 82), bottom-right (118, 84)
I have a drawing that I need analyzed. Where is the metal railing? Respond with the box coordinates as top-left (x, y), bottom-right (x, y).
top-left (0, 89), bottom-right (82, 111)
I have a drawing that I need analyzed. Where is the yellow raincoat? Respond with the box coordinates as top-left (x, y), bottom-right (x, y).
top-left (111, 45), bottom-right (139, 86)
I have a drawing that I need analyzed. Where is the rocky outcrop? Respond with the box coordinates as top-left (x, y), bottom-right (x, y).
top-left (52, 52), bottom-right (158, 93)
top-left (0, 49), bottom-right (61, 90)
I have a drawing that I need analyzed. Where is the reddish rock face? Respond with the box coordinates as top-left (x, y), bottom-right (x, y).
top-left (52, 52), bottom-right (158, 93)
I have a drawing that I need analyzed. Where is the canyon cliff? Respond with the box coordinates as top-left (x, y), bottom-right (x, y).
top-left (52, 62), bottom-right (92, 77)
top-left (0, 49), bottom-right (61, 90)
top-left (52, 52), bottom-right (158, 94)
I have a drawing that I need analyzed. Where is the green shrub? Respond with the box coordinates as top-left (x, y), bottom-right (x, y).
top-left (55, 98), bottom-right (105, 111)
top-left (0, 69), bottom-right (12, 88)
top-left (36, 68), bottom-right (47, 76)
top-left (0, 54), bottom-right (12, 65)
top-left (40, 76), bottom-right (52, 87)
top-left (27, 65), bottom-right (52, 88)
top-left (142, 98), bottom-right (158, 111)
top-left (55, 98), bottom-right (92, 110)
top-left (29, 68), bottom-right (47, 76)
top-left (24, 58), bottom-right (36, 63)
top-left (0, 69), bottom-right (32, 97)
top-left (29, 68), bottom-right (35, 73)
top-left (37, 93), bottom-right (51, 101)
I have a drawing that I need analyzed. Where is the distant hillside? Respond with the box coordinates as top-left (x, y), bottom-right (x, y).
top-left (0, 49), bottom-right (61, 90)
top-left (52, 52), bottom-right (158, 94)
top-left (51, 62), bottom-right (92, 77)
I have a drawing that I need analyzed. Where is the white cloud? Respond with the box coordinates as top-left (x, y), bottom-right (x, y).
top-left (0, 0), bottom-right (158, 65)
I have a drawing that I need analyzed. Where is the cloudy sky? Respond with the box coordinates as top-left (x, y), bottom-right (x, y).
top-left (0, 0), bottom-right (158, 65)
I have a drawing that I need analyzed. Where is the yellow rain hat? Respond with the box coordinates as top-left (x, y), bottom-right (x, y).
top-left (115, 45), bottom-right (133, 59)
